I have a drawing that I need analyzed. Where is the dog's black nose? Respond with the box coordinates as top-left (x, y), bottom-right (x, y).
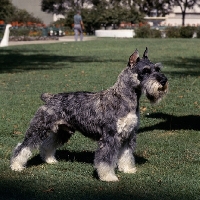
top-left (160, 77), bottom-right (168, 86)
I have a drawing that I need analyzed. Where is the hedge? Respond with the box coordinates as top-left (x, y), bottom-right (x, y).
top-left (135, 25), bottom-right (197, 38)
top-left (134, 26), bottom-right (161, 38)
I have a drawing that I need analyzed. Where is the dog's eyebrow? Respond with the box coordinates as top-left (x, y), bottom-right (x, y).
top-left (143, 66), bottom-right (151, 69)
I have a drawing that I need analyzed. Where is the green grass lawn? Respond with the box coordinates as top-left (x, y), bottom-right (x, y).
top-left (0, 38), bottom-right (200, 200)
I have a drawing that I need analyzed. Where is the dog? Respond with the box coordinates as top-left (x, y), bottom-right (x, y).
top-left (10, 48), bottom-right (168, 182)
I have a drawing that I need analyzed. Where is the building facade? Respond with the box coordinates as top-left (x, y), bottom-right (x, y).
top-left (162, 5), bottom-right (200, 26)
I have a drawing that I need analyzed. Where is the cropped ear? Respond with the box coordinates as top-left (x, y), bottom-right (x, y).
top-left (143, 47), bottom-right (148, 59)
top-left (128, 49), bottom-right (140, 68)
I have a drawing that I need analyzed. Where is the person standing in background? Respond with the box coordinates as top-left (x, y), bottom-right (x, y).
top-left (74, 10), bottom-right (84, 41)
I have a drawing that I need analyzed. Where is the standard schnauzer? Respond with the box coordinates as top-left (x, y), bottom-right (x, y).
top-left (10, 48), bottom-right (168, 182)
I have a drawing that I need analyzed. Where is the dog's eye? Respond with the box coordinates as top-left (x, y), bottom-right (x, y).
top-left (142, 68), bottom-right (151, 74)
top-left (155, 67), bottom-right (160, 72)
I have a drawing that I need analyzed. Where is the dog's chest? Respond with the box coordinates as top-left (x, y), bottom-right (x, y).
top-left (116, 112), bottom-right (138, 138)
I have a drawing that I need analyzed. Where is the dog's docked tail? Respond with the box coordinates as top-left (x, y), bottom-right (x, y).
top-left (41, 93), bottom-right (54, 103)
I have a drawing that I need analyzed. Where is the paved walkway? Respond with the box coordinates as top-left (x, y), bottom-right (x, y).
top-left (8, 36), bottom-right (97, 46)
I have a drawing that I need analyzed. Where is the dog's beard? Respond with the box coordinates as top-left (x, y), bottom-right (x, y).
top-left (142, 79), bottom-right (168, 104)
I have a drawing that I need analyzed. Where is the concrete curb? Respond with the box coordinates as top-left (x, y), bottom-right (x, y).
top-left (8, 36), bottom-right (97, 46)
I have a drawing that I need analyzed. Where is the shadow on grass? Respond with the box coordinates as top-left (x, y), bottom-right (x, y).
top-left (140, 113), bottom-right (200, 133)
top-left (1, 176), bottom-right (193, 200)
top-left (27, 150), bottom-right (148, 170)
top-left (0, 50), bottom-right (90, 73)
top-left (1, 47), bottom-right (200, 77)
top-left (0, 49), bottom-right (124, 73)
top-left (56, 149), bottom-right (147, 165)
top-left (0, 49), bottom-right (93, 73)
top-left (26, 150), bottom-right (148, 182)
top-left (26, 150), bottom-right (95, 168)
top-left (163, 57), bottom-right (200, 76)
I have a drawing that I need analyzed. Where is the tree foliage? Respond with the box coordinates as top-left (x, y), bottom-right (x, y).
top-left (41, 0), bottom-right (68, 14)
top-left (0, 0), bottom-right (15, 21)
top-left (41, 0), bottom-right (91, 14)
top-left (45, 0), bottom-right (145, 32)
top-left (41, 0), bottom-right (172, 28)
top-left (136, 0), bottom-right (172, 16)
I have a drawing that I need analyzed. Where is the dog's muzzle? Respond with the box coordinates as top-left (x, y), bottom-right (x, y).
top-left (158, 82), bottom-right (168, 92)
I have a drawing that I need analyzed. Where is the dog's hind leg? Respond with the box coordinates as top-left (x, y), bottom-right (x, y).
top-left (10, 123), bottom-right (73, 170)
top-left (10, 127), bottom-right (43, 171)
top-left (39, 124), bottom-right (73, 164)
top-left (39, 131), bottom-right (59, 164)
top-left (10, 143), bottom-right (32, 171)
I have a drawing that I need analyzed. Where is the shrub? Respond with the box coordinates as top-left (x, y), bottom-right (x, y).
top-left (135, 26), bottom-right (161, 38)
top-left (165, 27), bottom-right (180, 38)
top-left (10, 28), bottom-right (30, 37)
top-left (135, 26), bottom-right (151, 38)
top-left (9, 27), bottom-right (45, 39)
top-left (150, 29), bottom-right (162, 38)
top-left (165, 26), bottom-right (196, 38)
top-left (179, 26), bottom-right (196, 38)
top-left (29, 30), bottom-right (42, 37)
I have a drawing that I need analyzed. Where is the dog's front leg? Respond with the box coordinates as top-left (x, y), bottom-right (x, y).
top-left (94, 135), bottom-right (120, 182)
top-left (118, 132), bottom-right (137, 174)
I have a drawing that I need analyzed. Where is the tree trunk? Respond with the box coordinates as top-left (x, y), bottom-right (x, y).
top-left (182, 10), bottom-right (186, 26)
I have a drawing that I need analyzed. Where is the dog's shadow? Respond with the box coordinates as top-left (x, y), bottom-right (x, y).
top-left (139, 112), bottom-right (200, 132)
top-left (27, 150), bottom-right (148, 169)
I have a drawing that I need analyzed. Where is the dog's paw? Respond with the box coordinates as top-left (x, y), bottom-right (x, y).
top-left (100, 174), bottom-right (119, 182)
top-left (45, 157), bottom-right (58, 164)
top-left (96, 162), bottom-right (119, 182)
top-left (10, 163), bottom-right (25, 171)
top-left (119, 167), bottom-right (137, 174)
